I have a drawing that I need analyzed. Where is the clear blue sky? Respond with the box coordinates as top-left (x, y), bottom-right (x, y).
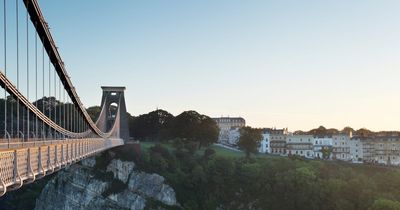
top-left (33, 0), bottom-right (400, 131)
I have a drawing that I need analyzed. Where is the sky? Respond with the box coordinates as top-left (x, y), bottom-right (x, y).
top-left (11, 0), bottom-right (400, 131)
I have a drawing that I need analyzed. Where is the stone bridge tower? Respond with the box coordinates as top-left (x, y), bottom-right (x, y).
top-left (98, 86), bottom-right (129, 141)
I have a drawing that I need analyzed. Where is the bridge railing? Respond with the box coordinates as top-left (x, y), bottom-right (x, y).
top-left (0, 138), bottom-right (98, 150)
top-left (0, 138), bottom-right (124, 196)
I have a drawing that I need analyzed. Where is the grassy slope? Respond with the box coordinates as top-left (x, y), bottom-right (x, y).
top-left (140, 141), bottom-right (246, 158)
top-left (139, 141), bottom-right (287, 159)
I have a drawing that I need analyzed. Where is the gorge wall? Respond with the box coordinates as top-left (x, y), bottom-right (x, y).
top-left (34, 146), bottom-right (178, 210)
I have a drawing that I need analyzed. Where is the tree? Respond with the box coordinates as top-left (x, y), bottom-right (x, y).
top-left (321, 147), bottom-right (332, 159)
top-left (170, 110), bottom-right (219, 149)
top-left (130, 109), bottom-right (174, 141)
top-left (369, 199), bottom-right (400, 210)
top-left (203, 148), bottom-right (216, 159)
top-left (170, 110), bottom-right (202, 141)
top-left (356, 128), bottom-right (373, 137)
top-left (309, 126), bottom-right (327, 136)
top-left (197, 116), bottom-right (219, 148)
top-left (237, 126), bottom-right (262, 158)
top-left (87, 106), bottom-right (102, 121)
top-left (342, 126), bottom-right (355, 135)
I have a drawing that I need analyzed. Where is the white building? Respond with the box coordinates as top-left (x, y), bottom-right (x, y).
top-left (370, 136), bottom-right (400, 166)
top-left (313, 136), bottom-right (333, 159)
top-left (332, 134), bottom-right (351, 161)
top-left (351, 136), bottom-right (400, 166)
top-left (228, 128), bottom-right (240, 145)
top-left (213, 117), bottom-right (245, 144)
top-left (349, 137), bottom-right (363, 163)
top-left (259, 130), bottom-right (271, 154)
top-left (270, 128), bottom-right (288, 155)
top-left (286, 134), bottom-right (314, 158)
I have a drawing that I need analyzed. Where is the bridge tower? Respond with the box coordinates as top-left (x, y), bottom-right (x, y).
top-left (98, 86), bottom-right (129, 141)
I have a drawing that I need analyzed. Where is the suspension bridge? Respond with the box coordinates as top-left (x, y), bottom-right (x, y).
top-left (0, 0), bottom-right (129, 196)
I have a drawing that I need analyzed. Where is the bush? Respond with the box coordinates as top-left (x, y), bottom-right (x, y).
top-left (203, 148), bottom-right (216, 159)
top-left (102, 179), bottom-right (127, 197)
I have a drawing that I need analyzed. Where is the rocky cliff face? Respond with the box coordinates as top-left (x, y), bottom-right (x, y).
top-left (35, 150), bottom-right (178, 210)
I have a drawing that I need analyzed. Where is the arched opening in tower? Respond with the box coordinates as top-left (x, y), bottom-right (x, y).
top-left (106, 102), bottom-right (119, 132)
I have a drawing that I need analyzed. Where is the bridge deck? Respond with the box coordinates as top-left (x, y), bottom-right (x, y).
top-left (0, 138), bottom-right (124, 196)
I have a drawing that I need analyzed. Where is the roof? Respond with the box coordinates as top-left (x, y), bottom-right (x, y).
top-left (101, 86), bottom-right (126, 92)
top-left (212, 117), bottom-right (245, 121)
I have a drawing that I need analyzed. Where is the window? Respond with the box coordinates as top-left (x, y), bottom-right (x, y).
top-left (300, 151), bottom-right (303, 154)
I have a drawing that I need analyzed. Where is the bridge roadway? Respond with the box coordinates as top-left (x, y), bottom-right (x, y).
top-left (0, 138), bottom-right (124, 196)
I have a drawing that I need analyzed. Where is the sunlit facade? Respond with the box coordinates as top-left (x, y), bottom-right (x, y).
top-left (213, 117), bottom-right (246, 144)
top-left (286, 134), bottom-right (314, 158)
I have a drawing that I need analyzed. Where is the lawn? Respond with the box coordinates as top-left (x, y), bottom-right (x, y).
top-left (208, 144), bottom-right (245, 158)
top-left (139, 141), bottom-right (278, 159)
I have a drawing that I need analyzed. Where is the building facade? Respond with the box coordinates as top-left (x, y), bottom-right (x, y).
top-left (313, 136), bottom-right (333, 159)
top-left (227, 128), bottom-right (241, 145)
top-left (286, 134), bottom-right (314, 158)
top-left (349, 137), bottom-right (363, 163)
top-left (270, 128), bottom-right (288, 155)
top-left (332, 134), bottom-right (351, 161)
top-left (362, 137), bottom-right (375, 164)
top-left (259, 130), bottom-right (271, 154)
top-left (211, 119), bottom-right (400, 167)
top-left (213, 117), bottom-right (245, 144)
top-left (370, 136), bottom-right (400, 166)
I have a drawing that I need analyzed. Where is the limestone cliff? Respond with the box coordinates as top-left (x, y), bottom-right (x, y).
top-left (34, 149), bottom-right (178, 210)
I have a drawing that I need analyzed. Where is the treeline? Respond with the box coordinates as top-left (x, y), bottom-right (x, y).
top-left (0, 97), bottom-right (85, 136)
top-left (128, 109), bottom-right (219, 148)
top-left (137, 144), bottom-right (400, 210)
top-left (294, 125), bottom-right (400, 137)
